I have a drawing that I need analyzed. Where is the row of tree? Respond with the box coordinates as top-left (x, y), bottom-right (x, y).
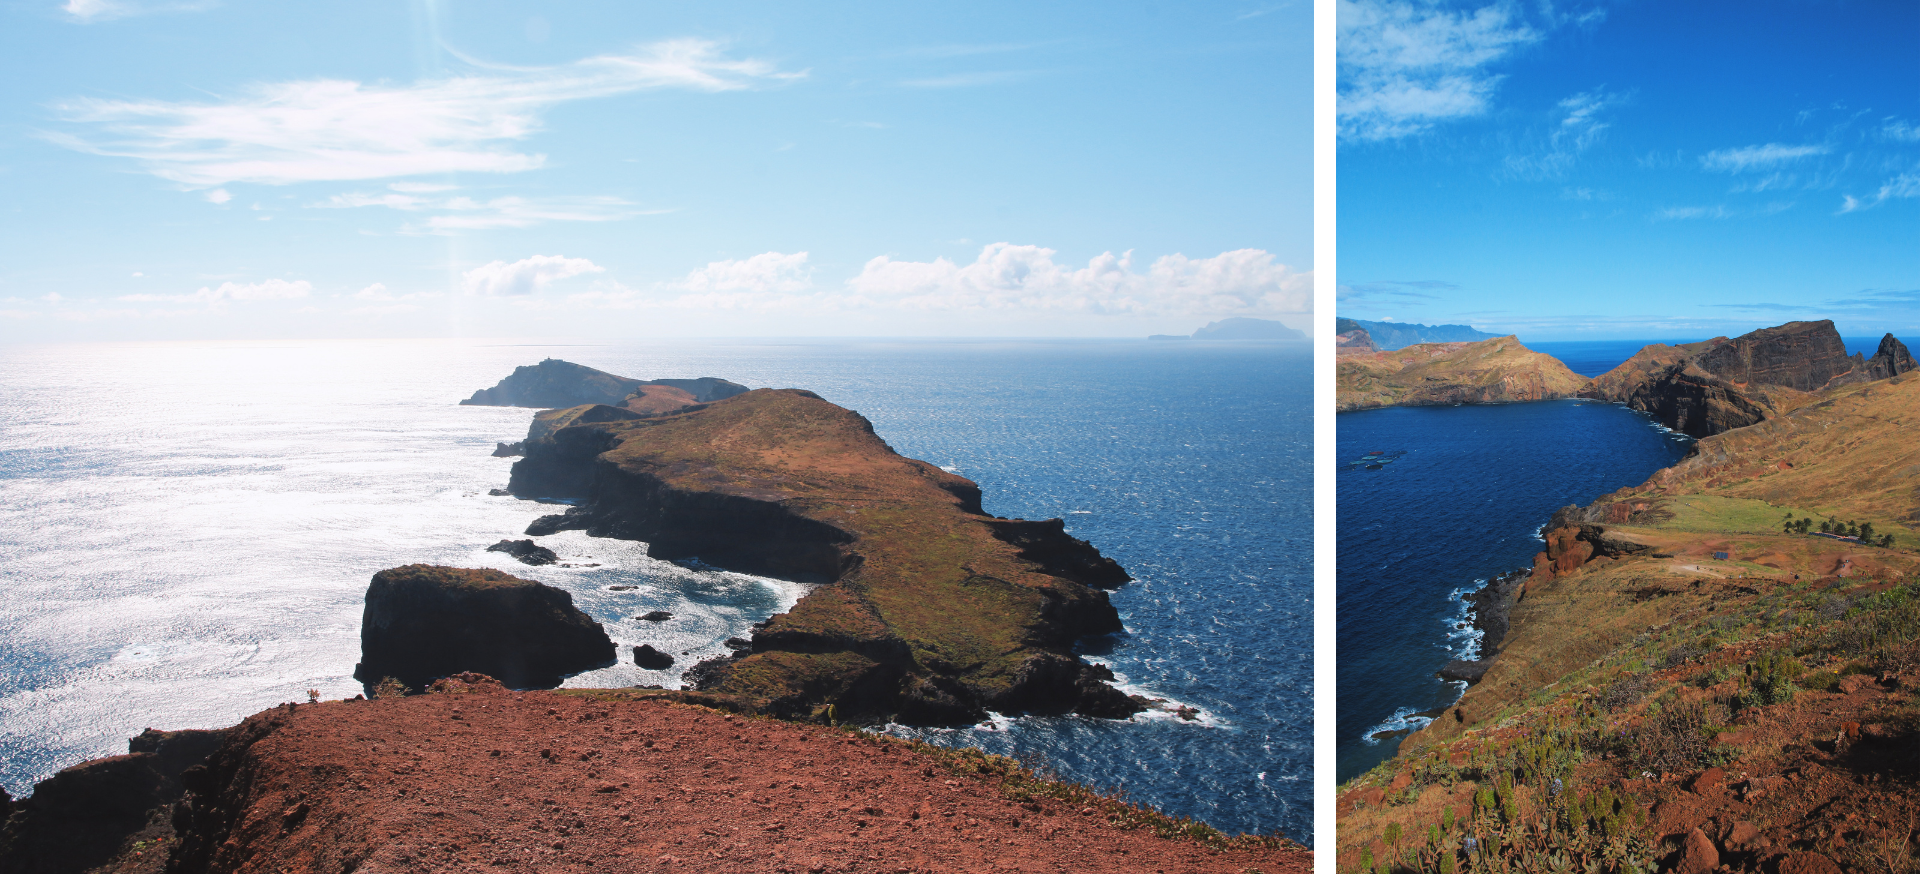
top-left (1782, 513), bottom-right (1896, 548)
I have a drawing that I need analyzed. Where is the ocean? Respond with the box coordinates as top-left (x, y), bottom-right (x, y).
top-left (0, 338), bottom-right (1312, 842)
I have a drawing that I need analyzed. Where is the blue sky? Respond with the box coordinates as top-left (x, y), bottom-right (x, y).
top-left (0, 0), bottom-right (1309, 341)
top-left (1337, 0), bottom-right (1920, 342)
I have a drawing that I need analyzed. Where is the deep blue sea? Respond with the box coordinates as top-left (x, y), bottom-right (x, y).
top-left (1336, 334), bottom-right (1698, 785)
top-left (0, 338), bottom-right (1311, 842)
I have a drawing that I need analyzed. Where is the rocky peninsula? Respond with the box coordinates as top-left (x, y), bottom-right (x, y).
top-left (1335, 335), bottom-right (1590, 411)
top-left (500, 376), bottom-right (1140, 726)
top-left (1339, 321), bottom-right (1920, 872)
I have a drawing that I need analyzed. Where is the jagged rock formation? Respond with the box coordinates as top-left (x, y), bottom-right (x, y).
top-left (0, 728), bottom-right (226, 874)
top-left (497, 385), bottom-right (1139, 725)
top-left (352, 564), bottom-right (615, 691)
top-left (460, 358), bottom-right (748, 409)
top-left (1335, 336), bottom-right (1590, 411)
top-left (1584, 320), bottom-right (1916, 437)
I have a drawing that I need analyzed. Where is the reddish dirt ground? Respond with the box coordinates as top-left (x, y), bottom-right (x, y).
top-left (175, 685), bottom-right (1308, 874)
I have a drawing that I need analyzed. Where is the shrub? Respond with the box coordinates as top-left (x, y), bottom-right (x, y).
top-left (1735, 652), bottom-right (1803, 709)
top-left (371, 676), bottom-right (411, 699)
top-left (1624, 698), bottom-right (1721, 773)
top-left (1599, 673), bottom-right (1653, 712)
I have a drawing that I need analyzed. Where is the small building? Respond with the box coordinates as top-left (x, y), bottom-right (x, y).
top-left (1713, 551), bottom-right (1729, 560)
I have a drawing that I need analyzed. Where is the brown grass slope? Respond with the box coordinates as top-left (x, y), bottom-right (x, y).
top-left (514, 388), bottom-right (1136, 726)
top-left (1336, 336), bottom-right (1590, 412)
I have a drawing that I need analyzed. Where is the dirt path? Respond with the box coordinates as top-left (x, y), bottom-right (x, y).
top-left (171, 685), bottom-right (1308, 874)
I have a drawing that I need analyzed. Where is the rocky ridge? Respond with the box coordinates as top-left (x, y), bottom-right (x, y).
top-left (1335, 335), bottom-right (1590, 411)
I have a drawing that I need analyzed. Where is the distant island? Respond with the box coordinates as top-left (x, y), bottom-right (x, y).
top-left (1334, 317), bottom-right (1500, 351)
top-left (1150, 316), bottom-right (1306, 341)
top-left (1337, 320), bottom-right (1920, 873)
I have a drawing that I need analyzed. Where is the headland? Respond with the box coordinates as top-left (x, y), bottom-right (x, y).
top-left (1338, 320), bottom-right (1920, 872)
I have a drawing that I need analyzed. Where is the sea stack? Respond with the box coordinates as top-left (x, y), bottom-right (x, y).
top-left (353, 564), bottom-right (615, 691)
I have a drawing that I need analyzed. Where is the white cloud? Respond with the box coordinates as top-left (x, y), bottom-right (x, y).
top-left (354, 282), bottom-right (391, 300)
top-left (1653, 205), bottom-right (1731, 221)
top-left (312, 186), bottom-right (649, 232)
top-left (683, 252), bottom-right (813, 293)
top-left (1839, 169), bottom-right (1920, 213)
top-left (1338, 0), bottom-right (1540, 141)
top-left (50, 39), bottom-right (799, 186)
top-left (1503, 88), bottom-right (1625, 179)
top-left (461, 255), bottom-right (603, 297)
top-left (843, 245), bottom-right (1309, 315)
top-left (62, 0), bottom-right (214, 22)
top-left (203, 187), bottom-right (231, 204)
top-left (1700, 143), bottom-right (1831, 173)
top-left (118, 278), bottom-right (312, 304)
top-left (1883, 119), bottom-right (1920, 143)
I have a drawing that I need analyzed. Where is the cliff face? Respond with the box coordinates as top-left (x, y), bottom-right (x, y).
top-left (352, 565), bottom-right (616, 691)
top-left (0, 728), bottom-right (226, 874)
top-left (1585, 320), bottom-right (1916, 437)
top-left (504, 387), bottom-right (1138, 725)
top-left (1335, 336), bottom-right (1590, 412)
top-left (1334, 319), bottom-right (1377, 355)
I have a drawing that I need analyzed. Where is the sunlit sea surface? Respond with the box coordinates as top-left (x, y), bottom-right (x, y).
top-left (0, 338), bottom-right (1311, 842)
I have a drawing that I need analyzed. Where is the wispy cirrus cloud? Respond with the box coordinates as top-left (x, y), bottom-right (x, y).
top-left (1700, 142), bottom-right (1831, 173)
top-left (61, 0), bottom-right (216, 23)
top-left (1337, 279), bottom-right (1459, 301)
top-left (1337, 0), bottom-right (1541, 141)
top-left (898, 71), bottom-right (1032, 89)
top-left (1839, 168), bottom-right (1920, 214)
top-left (311, 184), bottom-right (656, 232)
top-left (1503, 87), bottom-right (1628, 179)
top-left (47, 39), bottom-right (800, 186)
top-left (117, 278), bottom-right (311, 304)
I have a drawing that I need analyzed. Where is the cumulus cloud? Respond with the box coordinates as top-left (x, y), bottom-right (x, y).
top-left (203, 188), bottom-right (231, 204)
top-left (841, 245), bottom-right (1309, 315)
top-left (576, 245), bottom-right (1309, 316)
top-left (1338, 0), bottom-right (1540, 141)
top-left (1700, 143), bottom-right (1831, 173)
top-left (461, 255), bottom-right (603, 297)
top-left (118, 278), bottom-right (312, 304)
top-left (48, 39), bottom-right (799, 186)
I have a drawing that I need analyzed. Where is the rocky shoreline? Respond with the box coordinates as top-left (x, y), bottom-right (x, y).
top-left (1434, 567), bottom-right (1528, 685)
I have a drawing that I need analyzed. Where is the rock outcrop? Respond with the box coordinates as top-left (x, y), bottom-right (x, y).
top-left (352, 564), bottom-right (615, 691)
top-left (461, 358), bottom-right (748, 409)
top-left (499, 385), bottom-right (1139, 725)
top-left (1584, 320), bottom-right (1916, 437)
top-left (1335, 318), bottom-right (1376, 355)
top-left (1335, 336), bottom-right (1590, 411)
top-left (486, 538), bottom-right (558, 566)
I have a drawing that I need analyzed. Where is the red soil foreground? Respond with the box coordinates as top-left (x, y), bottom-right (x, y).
top-left (167, 686), bottom-right (1308, 874)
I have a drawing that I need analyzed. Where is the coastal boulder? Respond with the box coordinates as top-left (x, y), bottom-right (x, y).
top-left (353, 564), bottom-right (615, 691)
top-left (486, 538), bottom-right (558, 566)
top-left (632, 645), bottom-right (674, 670)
